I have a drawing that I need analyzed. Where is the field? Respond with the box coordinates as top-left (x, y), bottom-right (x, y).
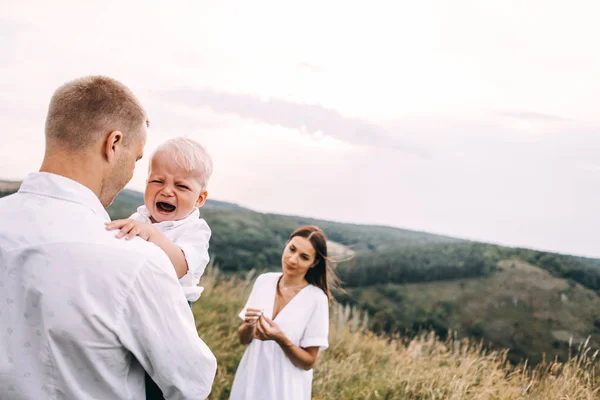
top-left (198, 268), bottom-right (600, 399)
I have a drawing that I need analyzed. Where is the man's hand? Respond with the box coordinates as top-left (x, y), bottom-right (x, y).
top-left (105, 219), bottom-right (157, 241)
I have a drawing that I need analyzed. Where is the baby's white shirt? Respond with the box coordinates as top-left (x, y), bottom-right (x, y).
top-left (130, 205), bottom-right (211, 302)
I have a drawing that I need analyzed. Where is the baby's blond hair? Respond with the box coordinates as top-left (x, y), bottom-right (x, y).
top-left (150, 137), bottom-right (213, 190)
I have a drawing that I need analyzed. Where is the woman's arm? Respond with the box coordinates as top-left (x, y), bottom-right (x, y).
top-left (238, 323), bottom-right (256, 345)
top-left (255, 316), bottom-right (319, 370)
top-left (275, 337), bottom-right (319, 370)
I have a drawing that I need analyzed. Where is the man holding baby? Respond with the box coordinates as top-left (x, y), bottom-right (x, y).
top-left (0, 76), bottom-right (217, 399)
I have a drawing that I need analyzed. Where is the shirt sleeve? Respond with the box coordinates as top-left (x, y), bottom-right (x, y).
top-left (116, 251), bottom-right (217, 400)
top-left (177, 220), bottom-right (211, 301)
top-left (128, 212), bottom-right (145, 222)
top-left (238, 274), bottom-right (264, 320)
top-left (299, 290), bottom-right (330, 351)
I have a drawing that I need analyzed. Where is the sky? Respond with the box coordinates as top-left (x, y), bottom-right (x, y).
top-left (2, 0), bottom-right (600, 258)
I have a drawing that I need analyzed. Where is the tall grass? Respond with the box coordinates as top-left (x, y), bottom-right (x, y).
top-left (195, 268), bottom-right (600, 399)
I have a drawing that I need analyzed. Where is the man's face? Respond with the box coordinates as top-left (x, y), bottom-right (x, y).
top-left (100, 124), bottom-right (147, 207)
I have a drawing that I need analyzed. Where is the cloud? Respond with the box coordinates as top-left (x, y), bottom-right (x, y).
top-left (297, 62), bottom-right (323, 73)
top-left (493, 110), bottom-right (570, 122)
top-left (0, 16), bottom-right (30, 37)
top-left (576, 162), bottom-right (600, 173)
top-left (0, 17), bottom-right (32, 66)
top-left (159, 87), bottom-right (428, 157)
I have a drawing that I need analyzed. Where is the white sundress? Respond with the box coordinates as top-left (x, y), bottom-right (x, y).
top-left (229, 272), bottom-right (329, 400)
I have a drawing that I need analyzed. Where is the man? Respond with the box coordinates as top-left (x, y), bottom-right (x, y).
top-left (0, 76), bottom-right (217, 399)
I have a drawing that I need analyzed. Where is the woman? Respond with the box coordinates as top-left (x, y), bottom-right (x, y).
top-left (229, 225), bottom-right (339, 400)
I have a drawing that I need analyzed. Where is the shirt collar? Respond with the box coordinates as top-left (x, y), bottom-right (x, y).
top-left (135, 205), bottom-right (200, 229)
top-left (18, 172), bottom-right (111, 222)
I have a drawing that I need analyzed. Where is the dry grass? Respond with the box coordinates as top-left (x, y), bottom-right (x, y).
top-left (195, 268), bottom-right (600, 399)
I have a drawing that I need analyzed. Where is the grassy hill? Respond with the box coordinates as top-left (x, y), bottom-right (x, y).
top-left (199, 270), bottom-right (600, 399)
top-left (0, 180), bottom-right (21, 196)
top-left (4, 179), bottom-right (600, 367)
top-left (340, 259), bottom-right (600, 365)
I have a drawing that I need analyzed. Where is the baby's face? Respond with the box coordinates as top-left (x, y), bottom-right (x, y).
top-left (144, 151), bottom-right (206, 223)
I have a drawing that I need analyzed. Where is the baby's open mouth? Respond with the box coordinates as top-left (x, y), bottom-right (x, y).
top-left (156, 202), bottom-right (176, 213)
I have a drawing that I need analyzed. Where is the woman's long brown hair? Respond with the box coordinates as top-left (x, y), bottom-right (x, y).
top-left (287, 225), bottom-right (341, 301)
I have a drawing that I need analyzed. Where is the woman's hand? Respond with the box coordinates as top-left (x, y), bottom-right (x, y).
top-left (254, 316), bottom-right (318, 370)
top-left (238, 308), bottom-right (264, 345)
top-left (243, 308), bottom-right (263, 327)
top-left (254, 315), bottom-right (285, 343)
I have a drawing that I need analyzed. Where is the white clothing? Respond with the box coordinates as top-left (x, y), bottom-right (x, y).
top-left (130, 205), bottom-right (211, 302)
top-left (230, 272), bottom-right (329, 400)
top-left (0, 172), bottom-right (217, 400)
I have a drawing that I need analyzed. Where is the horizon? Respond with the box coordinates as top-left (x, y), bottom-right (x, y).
top-left (2, 176), bottom-right (598, 261)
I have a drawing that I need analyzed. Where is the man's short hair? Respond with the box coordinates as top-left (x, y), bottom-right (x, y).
top-left (45, 76), bottom-right (149, 150)
top-left (151, 137), bottom-right (213, 190)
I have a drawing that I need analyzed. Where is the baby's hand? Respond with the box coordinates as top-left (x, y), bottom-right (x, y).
top-left (105, 219), bottom-right (157, 241)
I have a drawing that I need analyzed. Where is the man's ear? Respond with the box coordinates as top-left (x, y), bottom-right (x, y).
top-left (104, 130), bottom-right (124, 164)
top-left (195, 190), bottom-right (208, 207)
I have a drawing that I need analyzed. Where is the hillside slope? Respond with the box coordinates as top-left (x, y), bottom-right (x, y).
top-left (341, 259), bottom-right (600, 364)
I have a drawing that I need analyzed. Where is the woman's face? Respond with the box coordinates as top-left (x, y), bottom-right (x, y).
top-left (281, 236), bottom-right (317, 279)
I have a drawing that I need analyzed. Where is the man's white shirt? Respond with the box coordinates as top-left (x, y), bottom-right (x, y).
top-left (130, 205), bottom-right (211, 302)
top-left (0, 172), bottom-right (217, 399)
